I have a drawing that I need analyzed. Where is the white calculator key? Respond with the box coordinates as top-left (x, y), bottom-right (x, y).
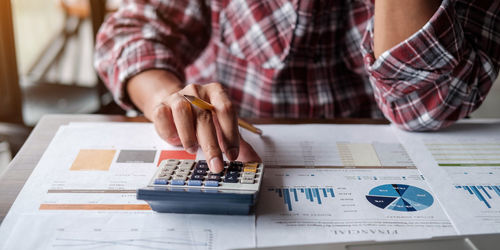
top-left (240, 177), bottom-right (254, 184)
top-left (176, 169), bottom-right (190, 175)
top-left (172, 174), bottom-right (187, 180)
top-left (180, 160), bottom-right (195, 168)
top-left (242, 172), bottom-right (255, 178)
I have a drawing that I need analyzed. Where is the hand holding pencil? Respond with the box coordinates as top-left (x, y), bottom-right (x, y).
top-left (183, 95), bottom-right (263, 136)
top-left (128, 73), bottom-right (261, 174)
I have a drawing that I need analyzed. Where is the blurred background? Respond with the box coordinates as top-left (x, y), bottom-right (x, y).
top-left (1, 0), bottom-right (500, 176)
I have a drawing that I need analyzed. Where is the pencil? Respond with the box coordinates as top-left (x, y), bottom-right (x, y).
top-left (183, 94), bottom-right (263, 135)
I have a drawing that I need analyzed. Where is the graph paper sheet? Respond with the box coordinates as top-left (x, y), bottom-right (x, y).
top-left (394, 120), bottom-right (500, 234)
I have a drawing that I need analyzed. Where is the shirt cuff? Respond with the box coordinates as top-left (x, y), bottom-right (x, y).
top-left (361, 0), bottom-right (462, 97)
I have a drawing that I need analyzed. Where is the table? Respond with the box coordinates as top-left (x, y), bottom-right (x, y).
top-left (0, 114), bottom-right (388, 222)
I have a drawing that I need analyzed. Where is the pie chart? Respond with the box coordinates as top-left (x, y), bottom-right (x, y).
top-left (366, 184), bottom-right (433, 212)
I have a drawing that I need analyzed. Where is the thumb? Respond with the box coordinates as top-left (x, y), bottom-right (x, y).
top-left (236, 137), bottom-right (261, 163)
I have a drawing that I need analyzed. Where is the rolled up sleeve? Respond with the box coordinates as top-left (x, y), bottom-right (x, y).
top-left (94, 0), bottom-right (211, 110)
top-left (361, 0), bottom-right (500, 131)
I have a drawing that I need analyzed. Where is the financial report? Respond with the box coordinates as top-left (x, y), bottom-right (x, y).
top-left (1, 121), bottom-right (500, 249)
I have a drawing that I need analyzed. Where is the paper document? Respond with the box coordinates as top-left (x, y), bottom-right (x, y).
top-left (242, 124), bottom-right (415, 168)
top-left (394, 121), bottom-right (500, 234)
top-left (0, 123), bottom-right (255, 250)
top-left (2, 121), bottom-right (500, 249)
top-left (240, 125), bottom-right (455, 247)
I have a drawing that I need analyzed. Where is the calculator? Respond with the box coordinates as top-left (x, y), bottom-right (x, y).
top-left (137, 159), bottom-right (264, 215)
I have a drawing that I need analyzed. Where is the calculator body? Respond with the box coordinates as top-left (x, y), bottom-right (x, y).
top-left (137, 159), bottom-right (264, 215)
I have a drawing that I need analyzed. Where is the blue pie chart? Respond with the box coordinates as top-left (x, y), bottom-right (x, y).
top-left (366, 184), bottom-right (433, 212)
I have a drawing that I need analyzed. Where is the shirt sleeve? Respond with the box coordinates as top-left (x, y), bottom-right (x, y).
top-left (94, 0), bottom-right (211, 110)
top-left (361, 0), bottom-right (500, 131)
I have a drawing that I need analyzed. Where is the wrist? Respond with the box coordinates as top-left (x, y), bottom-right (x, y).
top-left (127, 69), bottom-right (183, 119)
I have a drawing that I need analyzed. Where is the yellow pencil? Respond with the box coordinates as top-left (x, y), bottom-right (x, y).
top-left (183, 94), bottom-right (263, 135)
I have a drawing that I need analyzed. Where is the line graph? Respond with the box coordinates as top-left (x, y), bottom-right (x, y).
top-left (50, 228), bottom-right (213, 250)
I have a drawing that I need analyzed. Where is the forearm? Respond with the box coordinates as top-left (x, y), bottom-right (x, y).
top-left (127, 70), bottom-right (183, 119)
top-left (374, 0), bottom-right (441, 58)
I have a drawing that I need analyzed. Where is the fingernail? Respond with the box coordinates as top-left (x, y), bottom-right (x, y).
top-left (166, 136), bottom-right (180, 145)
top-left (186, 144), bottom-right (198, 154)
top-left (209, 157), bottom-right (224, 173)
top-left (227, 147), bottom-right (239, 160)
top-left (168, 135), bottom-right (179, 141)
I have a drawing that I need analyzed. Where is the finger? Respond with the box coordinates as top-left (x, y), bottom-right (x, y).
top-left (237, 137), bottom-right (262, 163)
top-left (202, 83), bottom-right (239, 160)
top-left (168, 93), bottom-right (198, 154)
top-left (152, 103), bottom-right (181, 145)
top-left (195, 108), bottom-right (224, 173)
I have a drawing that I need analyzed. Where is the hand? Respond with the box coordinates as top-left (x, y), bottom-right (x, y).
top-left (127, 70), bottom-right (261, 173)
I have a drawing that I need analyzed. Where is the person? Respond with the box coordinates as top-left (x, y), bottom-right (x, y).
top-left (95, 0), bottom-right (500, 173)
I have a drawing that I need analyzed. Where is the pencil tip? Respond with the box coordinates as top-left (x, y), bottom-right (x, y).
top-left (183, 94), bottom-right (195, 101)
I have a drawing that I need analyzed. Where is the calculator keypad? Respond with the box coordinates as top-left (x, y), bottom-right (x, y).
top-left (151, 159), bottom-right (262, 188)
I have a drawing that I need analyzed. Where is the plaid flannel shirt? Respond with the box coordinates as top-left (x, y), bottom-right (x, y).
top-left (95, 0), bottom-right (500, 131)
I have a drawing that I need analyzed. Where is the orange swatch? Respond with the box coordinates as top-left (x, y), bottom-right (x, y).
top-left (70, 149), bottom-right (116, 171)
top-left (39, 204), bottom-right (151, 210)
top-left (157, 150), bottom-right (196, 166)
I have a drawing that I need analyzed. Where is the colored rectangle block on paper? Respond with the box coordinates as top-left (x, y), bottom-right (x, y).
top-left (157, 150), bottom-right (196, 166)
top-left (70, 149), bottom-right (116, 171)
top-left (39, 204), bottom-right (151, 210)
top-left (116, 150), bottom-right (157, 163)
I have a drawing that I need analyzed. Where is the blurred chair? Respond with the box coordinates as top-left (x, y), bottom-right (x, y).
top-left (22, 0), bottom-right (123, 126)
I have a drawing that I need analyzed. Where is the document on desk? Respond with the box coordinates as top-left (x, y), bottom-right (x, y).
top-left (394, 120), bottom-right (500, 234)
top-left (0, 123), bottom-right (255, 250)
top-left (240, 125), bottom-right (456, 247)
top-left (4, 121), bottom-right (500, 249)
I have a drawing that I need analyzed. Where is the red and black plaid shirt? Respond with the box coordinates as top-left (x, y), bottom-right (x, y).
top-left (95, 0), bottom-right (500, 131)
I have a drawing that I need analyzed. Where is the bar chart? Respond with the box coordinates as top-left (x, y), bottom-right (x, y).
top-left (267, 187), bottom-right (335, 211)
top-left (455, 185), bottom-right (500, 208)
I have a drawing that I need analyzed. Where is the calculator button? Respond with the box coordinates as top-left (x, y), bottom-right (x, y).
top-left (171, 179), bottom-right (185, 185)
top-left (241, 172), bottom-right (255, 178)
top-left (187, 180), bottom-right (202, 186)
top-left (178, 165), bottom-right (193, 171)
top-left (165, 159), bottom-right (180, 165)
top-left (223, 175), bottom-right (239, 183)
top-left (176, 169), bottom-right (190, 175)
top-left (243, 167), bottom-right (257, 173)
top-left (207, 174), bottom-right (221, 181)
top-left (180, 160), bottom-right (195, 168)
top-left (190, 174), bottom-right (205, 181)
top-left (158, 172), bottom-right (171, 178)
top-left (230, 161), bottom-right (243, 167)
top-left (205, 181), bottom-right (219, 187)
top-left (195, 165), bottom-right (208, 171)
top-left (162, 165), bottom-right (176, 171)
top-left (195, 161), bottom-right (209, 168)
top-left (154, 178), bottom-right (168, 185)
top-left (161, 169), bottom-right (174, 175)
top-left (227, 165), bottom-right (240, 172)
top-left (226, 171), bottom-right (240, 177)
top-left (240, 177), bottom-right (254, 184)
top-left (172, 174), bottom-right (187, 180)
top-left (244, 162), bottom-right (259, 168)
top-left (194, 169), bottom-right (207, 175)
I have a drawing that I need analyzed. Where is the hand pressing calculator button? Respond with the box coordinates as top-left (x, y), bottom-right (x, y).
top-left (137, 159), bottom-right (264, 215)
